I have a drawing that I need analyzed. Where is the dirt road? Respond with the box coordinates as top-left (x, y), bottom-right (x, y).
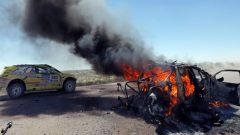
top-left (1, 83), bottom-right (240, 135)
top-left (0, 83), bottom-right (157, 135)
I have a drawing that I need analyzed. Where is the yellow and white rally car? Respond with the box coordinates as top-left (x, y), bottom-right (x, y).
top-left (0, 64), bottom-right (76, 98)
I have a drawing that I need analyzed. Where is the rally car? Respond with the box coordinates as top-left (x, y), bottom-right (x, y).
top-left (0, 64), bottom-right (76, 99)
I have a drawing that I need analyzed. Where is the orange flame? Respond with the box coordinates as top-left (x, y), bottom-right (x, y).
top-left (165, 72), bottom-right (179, 116)
top-left (181, 70), bottom-right (195, 97)
top-left (122, 64), bottom-right (141, 81)
top-left (122, 64), bottom-right (195, 116)
top-left (209, 101), bottom-right (229, 108)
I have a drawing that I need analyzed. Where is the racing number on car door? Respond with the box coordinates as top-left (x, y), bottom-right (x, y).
top-left (34, 67), bottom-right (61, 90)
top-left (48, 73), bottom-right (61, 89)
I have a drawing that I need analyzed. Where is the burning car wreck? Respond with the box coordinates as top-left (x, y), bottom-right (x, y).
top-left (113, 62), bottom-right (239, 133)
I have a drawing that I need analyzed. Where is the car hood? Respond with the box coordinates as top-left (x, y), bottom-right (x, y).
top-left (61, 73), bottom-right (76, 79)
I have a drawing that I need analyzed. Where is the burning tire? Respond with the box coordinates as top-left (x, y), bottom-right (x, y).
top-left (7, 82), bottom-right (25, 99)
top-left (63, 79), bottom-right (76, 93)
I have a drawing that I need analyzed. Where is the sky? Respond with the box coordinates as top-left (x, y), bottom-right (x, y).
top-left (0, 0), bottom-right (240, 71)
top-left (107, 0), bottom-right (240, 62)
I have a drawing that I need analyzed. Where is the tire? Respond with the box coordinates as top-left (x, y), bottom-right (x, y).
top-left (7, 83), bottom-right (25, 99)
top-left (63, 80), bottom-right (76, 93)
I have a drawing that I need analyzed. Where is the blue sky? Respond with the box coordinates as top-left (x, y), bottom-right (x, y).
top-left (108, 0), bottom-right (240, 62)
top-left (0, 0), bottom-right (240, 71)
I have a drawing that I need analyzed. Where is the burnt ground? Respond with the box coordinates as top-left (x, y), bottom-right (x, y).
top-left (0, 83), bottom-right (240, 135)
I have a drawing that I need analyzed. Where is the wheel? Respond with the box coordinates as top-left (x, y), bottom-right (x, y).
top-left (7, 83), bottom-right (25, 99)
top-left (63, 80), bottom-right (76, 93)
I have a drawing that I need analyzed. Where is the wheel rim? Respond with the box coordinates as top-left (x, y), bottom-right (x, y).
top-left (67, 83), bottom-right (73, 90)
top-left (12, 85), bottom-right (22, 96)
top-left (66, 81), bottom-right (75, 91)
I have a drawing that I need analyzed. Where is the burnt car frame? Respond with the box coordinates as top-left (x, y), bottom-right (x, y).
top-left (118, 63), bottom-right (213, 111)
top-left (116, 63), bottom-right (238, 128)
top-left (118, 63), bottom-right (240, 109)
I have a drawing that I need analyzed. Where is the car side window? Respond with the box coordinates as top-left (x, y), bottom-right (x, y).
top-left (44, 67), bottom-right (57, 74)
top-left (216, 71), bottom-right (240, 84)
top-left (192, 69), bottom-right (203, 83)
top-left (13, 66), bottom-right (35, 74)
top-left (25, 67), bottom-right (36, 74)
top-left (36, 67), bottom-right (49, 74)
top-left (13, 66), bottom-right (28, 74)
top-left (47, 68), bottom-right (56, 74)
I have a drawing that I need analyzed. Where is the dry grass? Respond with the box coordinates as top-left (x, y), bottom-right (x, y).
top-left (63, 70), bottom-right (123, 86)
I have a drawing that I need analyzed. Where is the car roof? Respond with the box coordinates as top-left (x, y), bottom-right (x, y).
top-left (15, 64), bottom-right (52, 68)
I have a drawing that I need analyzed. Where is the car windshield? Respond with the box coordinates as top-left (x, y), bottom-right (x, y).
top-left (50, 67), bottom-right (61, 73)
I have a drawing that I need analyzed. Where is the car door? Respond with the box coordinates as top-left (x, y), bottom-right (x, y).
top-left (35, 66), bottom-right (61, 90)
top-left (35, 66), bottom-right (51, 90)
top-left (47, 67), bottom-right (61, 89)
top-left (21, 66), bottom-right (43, 90)
top-left (187, 67), bottom-right (212, 101)
top-left (213, 70), bottom-right (240, 104)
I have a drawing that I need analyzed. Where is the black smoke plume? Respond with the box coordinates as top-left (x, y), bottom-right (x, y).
top-left (22, 0), bottom-right (153, 75)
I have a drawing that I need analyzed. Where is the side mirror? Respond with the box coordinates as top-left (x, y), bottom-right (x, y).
top-left (217, 77), bottom-right (224, 82)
